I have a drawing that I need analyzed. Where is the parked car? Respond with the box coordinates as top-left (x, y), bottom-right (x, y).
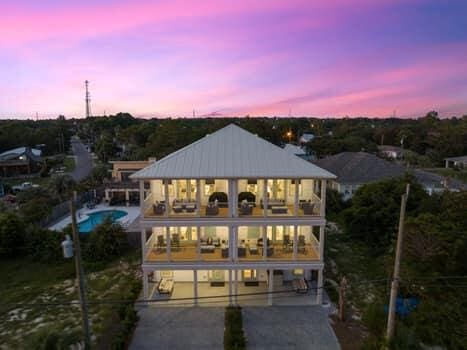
top-left (12, 182), bottom-right (39, 192)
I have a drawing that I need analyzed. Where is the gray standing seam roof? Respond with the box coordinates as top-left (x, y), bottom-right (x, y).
top-left (131, 124), bottom-right (336, 179)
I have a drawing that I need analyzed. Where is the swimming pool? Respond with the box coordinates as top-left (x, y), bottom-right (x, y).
top-left (78, 210), bottom-right (128, 233)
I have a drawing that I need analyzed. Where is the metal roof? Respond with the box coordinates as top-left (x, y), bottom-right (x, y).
top-left (283, 144), bottom-right (306, 156)
top-left (0, 147), bottom-right (42, 161)
top-left (131, 124), bottom-right (336, 179)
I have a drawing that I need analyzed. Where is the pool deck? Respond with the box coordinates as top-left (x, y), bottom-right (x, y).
top-left (48, 204), bottom-right (141, 232)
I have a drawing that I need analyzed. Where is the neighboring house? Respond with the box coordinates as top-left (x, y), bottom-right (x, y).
top-left (314, 152), bottom-right (464, 200)
top-left (299, 132), bottom-right (315, 145)
top-left (378, 145), bottom-right (403, 159)
top-left (131, 124), bottom-right (336, 305)
top-left (0, 147), bottom-right (44, 177)
top-left (445, 155), bottom-right (467, 168)
top-left (412, 169), bottom-right (465, 195)
top-left (104, 159), bottom-right (155, 205)
top-left (283, 144), bottom-right (314, 161)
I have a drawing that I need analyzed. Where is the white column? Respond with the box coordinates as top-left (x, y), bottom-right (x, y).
top-left (139, 180), bottom-right (144, 215)
top-left (125, 190), bottom-right (130, 206)
top-left (196, 226), bottom-right (201, 260)
top-left (234, 269), bottom-right (238, 305)
top-left (317, 268), bottom-right (323, 304)
top-left (164, 180), bottom-right (170, 217)
top-left (143, 270), bottom-right (149, 300)
top-left (262, 226), bottom-right (267, 261)
top-left (231, 226), bottom-right (237, 261)
top-left (263, 179), bottom-right (268, 217)
top-left (228, 269), bottom-right (233, 305)
top-left (294, 179), bottom-right (299, 216)
top-left (166, 226), bottom-right (171, 261)
top-left (293, 225), bottom-right (298, 260)
top-left (320, 180), bottom-right (327, 217)
top-left (141, 229), bottom-right (147, 262)
top-left (193, 270), bottom-right (198, 306)
top-left (268, 269), bottom-right (274, 306)
top-left (319, 225), bottom-right (325, 261)
top-left (186, 179), bottom-right (190, 200)
top-left (228, 180), bottom-right (233, 217)
top-left (232, 180), bottom-right (238, 217)
top-left (196, 179), bottom-right (201, 217)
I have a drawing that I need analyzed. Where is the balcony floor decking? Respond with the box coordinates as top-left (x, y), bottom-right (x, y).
top-left (145, 243), bottom-right (319, 263)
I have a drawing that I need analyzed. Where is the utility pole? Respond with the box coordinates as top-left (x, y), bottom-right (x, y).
top-left (386, 184), bottom-right (410, 341)
top-left (85, 80), bottom-right (92, 118)
top-left (70, 192), bottom-right (91, 349)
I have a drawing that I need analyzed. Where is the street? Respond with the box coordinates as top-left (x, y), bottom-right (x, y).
top-left (70, 136), bottom-right (93, 181)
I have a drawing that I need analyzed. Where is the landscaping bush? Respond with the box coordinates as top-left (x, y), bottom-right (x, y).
top-left (224, 306), bottom-right (246, 350)
top-left (0, 212), bottom-right (25, 258)
top-left (25, 226), bottom-right (64, 263)
top-left (84, 218), bottom-right (129, 262)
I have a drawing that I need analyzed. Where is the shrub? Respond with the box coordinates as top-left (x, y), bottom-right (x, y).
top-left (0, 212), bottom-right (25, 258)
top-left (25, 226), bottom-right (64, 263)
top-left (224, 306), bottom-right (246, 350)
top-left (84, 218), bottom-right (129, 262)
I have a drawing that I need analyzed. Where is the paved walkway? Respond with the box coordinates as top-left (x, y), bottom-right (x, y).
top-left (129, 307), bottom-right (225, 350)
top-left (242, 306), bottom-right (340, 350)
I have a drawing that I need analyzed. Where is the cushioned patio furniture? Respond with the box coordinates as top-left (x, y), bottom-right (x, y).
top-left (302, 202), bottom-right (315, 215)
top-left (153, 202), bottom-right (166, 215)
top-left (156, 234), bottom-right (166, 252)
top-left (185, 203), bottom-right (196, 213)
top-left (158, 278), bottom-right (174, 294)
top-left (200, 245), bottom-right (215, 253)
top-left (282, 234), bottom-right (293, 252)
top-left (171, 233), bottom-right (181, 251)
top-left (205, 202), bottom-right (219, 216)
top-left (237, 246), bottom-right (246, 257)
top-left (239, 201), bottom-right (253, 215)
top-left (271, 206), bottom-right (288, 214)
top-left (208, 192), bottom-right (229, 208)
top-left (260, 198), bottom-right (285, 209)
top-left (298, 234), bottom-right (306, 253)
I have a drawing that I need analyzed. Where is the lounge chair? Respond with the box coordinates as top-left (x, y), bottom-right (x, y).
top-left (205, 202), bottom-right (219, 216)
top-left (171, 233), bottom-right (181, 251)
top-left (298, 234), bottom-right (306, 253)
top-left (283, 234), bottom-right (292, 252)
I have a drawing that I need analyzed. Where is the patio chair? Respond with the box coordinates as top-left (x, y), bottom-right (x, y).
top-left (298, 234), bottom-right (306, 253)
top-left (156, 234), bottom-right (166, 252)
top-left (239, 201), bottom-right (253, 215)
top-left (153, 202), bottom-right (166, 215)
top-left (171, 233), bottom-right (181, 251)
top-left (282, 234), bottom-right (293, 252)
top-left (205, 202), bottom-right (219, 216)
top-left (302, 202), bottom-right (314, 215)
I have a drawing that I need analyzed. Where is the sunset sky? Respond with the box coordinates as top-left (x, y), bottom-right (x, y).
top-left (1, 0), bottom-right (467, 119)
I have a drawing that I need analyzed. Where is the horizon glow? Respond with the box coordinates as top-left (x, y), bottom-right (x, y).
top-left (1, 0), bottom-right (467, 119)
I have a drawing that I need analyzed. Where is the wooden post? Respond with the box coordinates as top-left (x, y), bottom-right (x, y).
top-left (338, 277), bottom-right (347, 322)
top-left (70, 192), bottom-right (91, 349)
top-left (386, 184), bottom-right (410, 341)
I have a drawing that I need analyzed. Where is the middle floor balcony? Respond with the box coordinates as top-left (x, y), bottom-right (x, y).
top-left (143, 225), bottom-right (324, 264)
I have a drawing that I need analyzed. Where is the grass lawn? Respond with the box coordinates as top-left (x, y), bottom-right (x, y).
top-left (63, 156), bottom-right (76, 172)
top-left (0, 252), bottom-right (142, 349)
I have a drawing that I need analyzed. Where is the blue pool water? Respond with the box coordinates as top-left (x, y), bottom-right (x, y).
top-left (78, 210), bottom-right (127, 233)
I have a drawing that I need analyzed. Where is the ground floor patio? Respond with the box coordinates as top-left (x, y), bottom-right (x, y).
top-left (143, 267), bottom-right (324, 307)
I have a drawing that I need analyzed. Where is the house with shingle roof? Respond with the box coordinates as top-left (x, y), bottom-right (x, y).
top-left (314, 152), bottom-right (464, 200)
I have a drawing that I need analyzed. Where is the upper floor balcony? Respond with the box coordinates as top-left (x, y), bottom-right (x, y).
top-left (140, 177), bottom-right (326, 220)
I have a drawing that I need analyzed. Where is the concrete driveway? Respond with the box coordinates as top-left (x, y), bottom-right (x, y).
top-left (242, 306), bottom-right (340, 350)
top-left (129, 307), bottom-right (225, 350)
top-left (70, 136), bottom-right (92, 181)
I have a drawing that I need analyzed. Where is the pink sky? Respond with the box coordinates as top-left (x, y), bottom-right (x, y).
top-left (1, 0), bottom-right (467, 118)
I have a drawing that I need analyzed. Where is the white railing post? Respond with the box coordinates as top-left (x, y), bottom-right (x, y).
top-left (320, 180), bottom-right (327, 217)
top-left (319, 225), bottom-right (325, 261)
